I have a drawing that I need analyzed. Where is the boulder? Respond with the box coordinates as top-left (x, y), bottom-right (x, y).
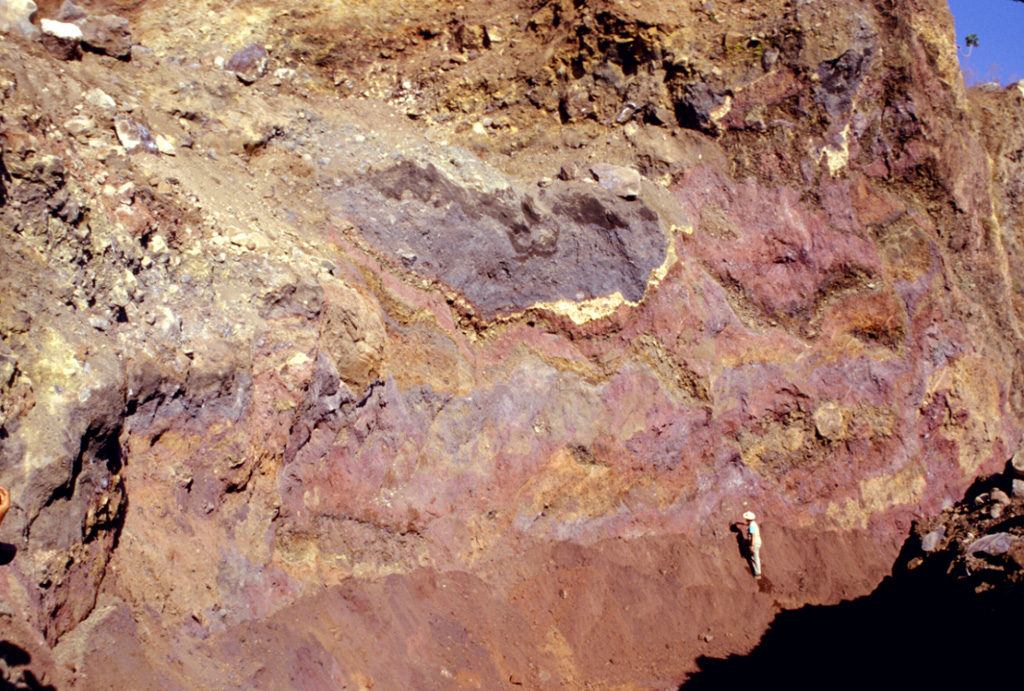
top-left (225, 44), bottom-right (268, 84)
top-left (78, 14), bottom-right (132, 58)
top-left (966, 533), bottom-right (1018, 557)
top-left (56, 1), bottom-right (131, 58)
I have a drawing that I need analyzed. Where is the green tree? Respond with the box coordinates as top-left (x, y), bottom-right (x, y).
top-left (960, 33), bottom-right (979, 58)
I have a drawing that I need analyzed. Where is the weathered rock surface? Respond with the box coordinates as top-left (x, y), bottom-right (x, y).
top-left (0, 0), bottom-right (1023, 688)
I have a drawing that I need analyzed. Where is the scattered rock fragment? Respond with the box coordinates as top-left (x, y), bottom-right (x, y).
top-left (154, 134), bottom-right (176, 156)
top-left (272, 67), bottom-right (296, 85)
top-left (557, 162), bottom-right (580, 181)
top-left (813, 402), bottom-right (846, 441)
top-left (672, 82), bottom-right (731, 133)
top-left (85, 87), bottom-right (116, 110)
top-left (615, 102), bottom-right (638, 124)
top-left (225, 44), bottom-right (268, 84)
top-left (761, 47), bottom-right (780, 71)
top-left (114, 118), bottom-right (157, 154)
top-left (649, 106), bottom-right (675, 126)
top-left (989, 488), bottom-right (1010, 517)
top-left (966, 533), bottom-right (1017, 557)
top-left (485, 25), bottom-right (504, 44)
top-left (39, 18), bottom-right (82, 60)
top-left (63, 115), bottom-right (95, 139)
top-left (455, 23), bottom-right (486, 51)
top-left (590, 163), bottom-right (641, 199)
top-left (88, 315), bottom-right (111, 331)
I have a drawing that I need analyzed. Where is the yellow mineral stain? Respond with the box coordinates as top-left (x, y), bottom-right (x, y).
top-left (528, 241), bottom-right (679, 324)
top-left (274, 533), bottom-right (351, 582)
top-left (285, 351), bottom-right (312, 368)
top-left (541, 627), bottom-right (579, 688)
top-left (923, 355), bottom-right (1003, 473)
top-left (709, 94), bottom-right (733, 129)
top-left (820, 124), bottom-right (851, 177)
top-left (827, 465), bottom-right (926, 530)
top-left (514, 448), bottom-right (627, 523)
top-left (33, 328), bottom-right (83, 384)
top-left (740, 424), bottom-right (807, 475)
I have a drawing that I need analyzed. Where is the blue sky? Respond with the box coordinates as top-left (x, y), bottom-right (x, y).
top-left (947, 0), bottom-right (1024, 85)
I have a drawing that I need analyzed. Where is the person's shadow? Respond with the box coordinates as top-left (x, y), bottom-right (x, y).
top-left (729, 523), bottom-right (752, 573)
top-left (0, 543), bottom-right (16, 566)
top-left (0, 642), bottom-right (56, 691)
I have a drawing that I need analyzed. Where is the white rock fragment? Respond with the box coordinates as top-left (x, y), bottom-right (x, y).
top-left (40, 18), bottom-right (81, 39)
top-left (85, 87), bottom-right (116, 110)
top-left (229, 232), bottom-right (271, 251)
top-left (114, 118), bottom-right (158, 154)
top-left (147, 234), bottom-right (168, 255)
top-left (155, 134), bottom-right (177, 156)
top-left (63, 115), bottom-right (95, 139)
top-left (920, 528), bottom-right (944, 553)
top-left (485, 26), bottom-right (504, 43)
top-left (88, 316), bottom-right (111, 331)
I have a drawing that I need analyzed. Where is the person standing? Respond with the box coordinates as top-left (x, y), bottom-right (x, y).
top-left (742, 511), bottom-right (762, 578)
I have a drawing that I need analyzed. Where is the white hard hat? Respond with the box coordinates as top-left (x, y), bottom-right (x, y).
top-left (743, 511), bottom-right (756, 521)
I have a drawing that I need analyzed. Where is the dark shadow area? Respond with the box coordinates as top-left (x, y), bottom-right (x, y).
top-left (728, 522), bottom-right (755, 577)
top-left (0, 642), bottom-right (56, 691)
top-left (681, 533), bottom-right (1024, 688)
top-left (0, 152), bottom-right (8, 207)
top-left (0, 543), bottom-right (15, 565)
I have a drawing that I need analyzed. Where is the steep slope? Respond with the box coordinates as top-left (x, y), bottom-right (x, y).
top-left (1, 0), bottom-right (1022, 688)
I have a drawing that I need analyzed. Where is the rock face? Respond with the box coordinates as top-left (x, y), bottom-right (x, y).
top-left (0, 0), bottom-right (1023, 688)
